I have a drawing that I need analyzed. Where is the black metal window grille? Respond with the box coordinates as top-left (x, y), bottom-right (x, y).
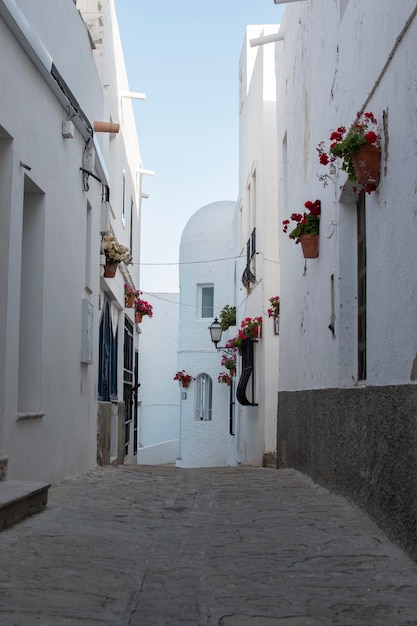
top-left (236, 338), bottom-right (258, 406)
top-left (133, 350), bottom-right (139, 455)
top-left (229, 378), bottom-right (236, 435)
top-left (98, 299), bottom-right (118, 401)
top-left (242, 227), bottom-right (256, 288)
top-left (357, 194), bottom-right (367, 381)
top-left (251, 227), bottom-right (256, 258)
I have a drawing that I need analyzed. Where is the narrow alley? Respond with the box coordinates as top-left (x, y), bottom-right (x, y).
top-left (1, 465), bottom-right (417, 625)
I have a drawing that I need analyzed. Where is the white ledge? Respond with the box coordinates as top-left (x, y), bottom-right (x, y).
top-left (16, 411), bottom-right (45, 421)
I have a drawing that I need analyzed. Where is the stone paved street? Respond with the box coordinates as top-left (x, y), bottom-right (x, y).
top-left (1, 465), bottom-right (417, 625)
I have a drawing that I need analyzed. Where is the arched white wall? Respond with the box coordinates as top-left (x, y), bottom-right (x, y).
top-left (177, 201), bottom-right (237, 468)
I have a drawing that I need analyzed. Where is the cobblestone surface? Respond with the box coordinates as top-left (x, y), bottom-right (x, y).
top-left (1, 465), bottom-right (417, 625)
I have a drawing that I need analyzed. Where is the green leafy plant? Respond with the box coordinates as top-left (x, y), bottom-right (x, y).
top-left (219, 305), bottom-right (236, 331)
top-left (282, 200), bottom-right (321, 244)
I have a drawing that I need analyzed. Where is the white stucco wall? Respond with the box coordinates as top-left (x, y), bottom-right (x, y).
top-left (0, 1), bottom-right (101, 481)
top-left (137, 292), bottom-right (180, 459)
top-left (236, 26), bottom-right (279, 466)
top-left (0, 0), bottom-right (141, 481)
top-left (275, 0), bottom-right (417, 391)
top-left (177, 201), bottom-right (237, 468)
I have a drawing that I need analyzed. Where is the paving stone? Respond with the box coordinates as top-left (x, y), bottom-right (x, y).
top-left (1, 465), bottom-right (417, 625)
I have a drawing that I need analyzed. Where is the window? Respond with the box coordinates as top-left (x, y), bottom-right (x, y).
top-left (123, 317), bottom-right (134, 456)
top-left (129, 198), bottom-right (134, 254)
top-left (18, 177), bottom-right (45, 413)
top-left (283, 132), bottom-right (288, 209)
top-left (249, 169), bottom-right (256, 232)
top-left (242, 227), bottom-right (256, 289)
top-left (199, 284), bottom-right (214, 318)
top-left (357, 194), bottom-right (367, 381)
top-left (98, 299), bottom-right (118, 401)
top-left (195, 374), bottom-right (212, 421)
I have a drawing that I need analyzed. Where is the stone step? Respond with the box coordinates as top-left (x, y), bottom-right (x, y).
top-left (0, 480), bottom-right (50, 531)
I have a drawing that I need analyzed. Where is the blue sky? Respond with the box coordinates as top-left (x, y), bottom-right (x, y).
top-left (114, 1), bottom-right (285, 292)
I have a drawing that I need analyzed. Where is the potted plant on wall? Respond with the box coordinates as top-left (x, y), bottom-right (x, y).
top-left (225, 336), bottom-right (243, 355)
top-left (218, 372), bottom-right (232, 386)
top-left (282, 200), bottom-right (321, 259)
top-left (221, 353), bottom-right (236, 377)
top-left (124, 284), bottom-right (139, 308)
top-left (239, 316), bottom-right (263, 339)
top-left (174, 370), bottom-right (194, 388)
top-left (317, 111), bottom-right (381, 193)
top-left (102, 235), bottom-right (130, 277)
top-left (219, 305), bottom-right (236, 331)
top-left (267, 296), bottom-right (280, 319)
top-left (134, 293), bottom-right (153, 323)
top-left (268, 296), bottom-right (280, 334)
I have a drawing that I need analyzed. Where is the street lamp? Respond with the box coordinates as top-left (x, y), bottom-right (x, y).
top-left (208, 318), bottom-right (223, 349)
top-left (208, 318), bottom-right (236, 355)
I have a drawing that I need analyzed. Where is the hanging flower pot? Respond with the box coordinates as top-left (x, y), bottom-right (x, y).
top-left (252, 325), bottom-right (260, 339)
top-left (239, 317), bottom-right (262, 340)
top-left (218, 372), bottom-right (232, 386)
top-left (229, 368), bottom-right (236, 378)
top-left (104, 263), bottom-right (118, 278)
top-left (133, 297), bottom-right (153, 320)
top-left (135, 311), bottom-right (143, 323)
top-left (351, 144), bottom-right (381, 187)
top-left (174, 370), bottom-right (194, 388)
top-left (299, 234), bottom-right (319, 259)
top-left (283, 200), bottom-right (320, 257)
top-left (125, 294), bottom-right (135, 308)
top-left (125, 284), bottom-right (139, 308)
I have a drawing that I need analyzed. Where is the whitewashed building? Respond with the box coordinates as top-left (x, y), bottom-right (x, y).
top-left (274, 0), bottom-right (417, 559)
top-left (137, 292), bottom-right (181, 465)
top-left (176, 201), bottom-right (237, 468)
top-left (79, 0), bottom-right (144, 468)
top-left (0, 0), bottom-right (143, 485)
top-left (235, 25), bottom-right (280, 467)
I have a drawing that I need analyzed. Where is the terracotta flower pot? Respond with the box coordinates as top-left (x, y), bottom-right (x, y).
top-left (182, 379), bottom-right (190, 388)
top-left (135, 311), bottom-right (143, 323)
top-left (226, 378), bottom-right (231, 387)
top-left (104, 263), bottom-right (118, 278)
top-left (252, 325), bottom-right (262, 339)
top-left (125, 294), bottom-right (135, 308)
top-left (299, 234), bottom-right (319, 259)
top-left (229, 368), bottom-right (236, 378)
top-left (351, 144), bottom-right (381, 187)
